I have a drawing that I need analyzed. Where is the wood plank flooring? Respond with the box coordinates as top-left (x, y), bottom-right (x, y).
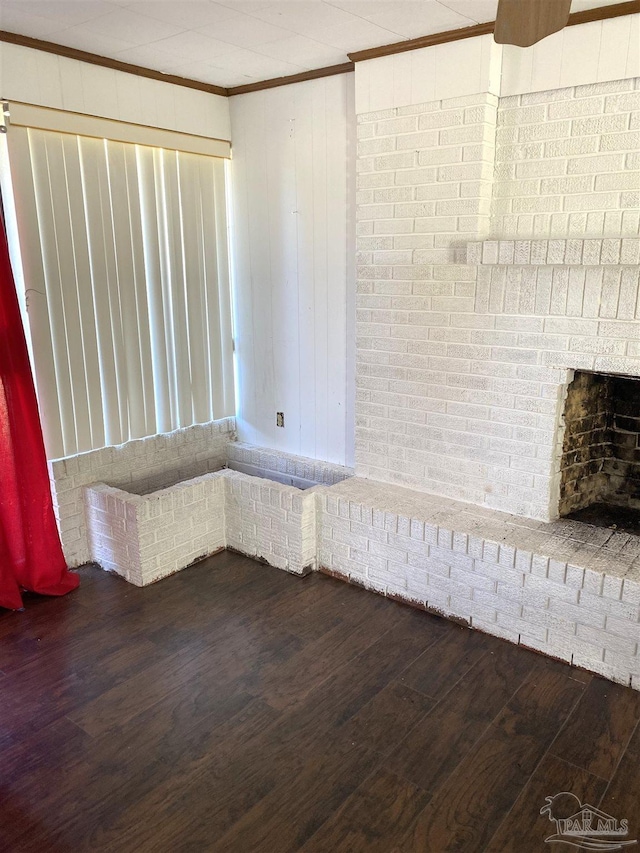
top-left (1, 551), bottom-right (640, 852)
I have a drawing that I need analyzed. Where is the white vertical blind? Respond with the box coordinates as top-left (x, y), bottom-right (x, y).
top-left (3, 125), bottom-right (235, 459)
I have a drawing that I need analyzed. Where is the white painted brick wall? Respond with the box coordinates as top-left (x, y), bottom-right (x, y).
top-left (226, 442), bottom-right (353, 486)
top-left (135, 474), bottom-right (226, 586)
top-left (85, 474), bottom-right (226, 586)
top-left (224, 470), bottom-right (318, 575)
top-left (85, 467), bottom-right (322, 583)
top-left (50, 418), bottom-right (235, 566)
top-left (491, 79), bottom-right (640, 238)
top-left (355, 78), bottom-right (640, 521)
top-left (55, 416), bottom-right (351, 573)
top-left (357, 92), bottom-right (497, 265)
top-left (84, 485), bottom-right (142, 584)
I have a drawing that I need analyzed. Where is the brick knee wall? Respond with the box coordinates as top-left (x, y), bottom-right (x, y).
top-left (49, 418), bottom-right (235, 566)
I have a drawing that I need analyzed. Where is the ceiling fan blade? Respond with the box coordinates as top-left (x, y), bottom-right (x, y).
top-left (494, 0), bottom-right (572, 47)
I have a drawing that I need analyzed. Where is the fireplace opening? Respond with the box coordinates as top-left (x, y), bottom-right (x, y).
top-left (559, 371), bottom-right (640, 535)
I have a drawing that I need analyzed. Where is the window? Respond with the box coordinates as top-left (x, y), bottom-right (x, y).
top-left (1, 103), bottom-right (234, 459)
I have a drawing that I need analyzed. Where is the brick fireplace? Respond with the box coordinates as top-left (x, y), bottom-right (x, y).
top-left (337, 70), bottom-right (640, 688)
top-left (355, 74), bottom-right (640, 522)
top-left (560, 370), bottom-right (640, 531)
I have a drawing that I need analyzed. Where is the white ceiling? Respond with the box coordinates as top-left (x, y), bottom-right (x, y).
top-left (0, 0), bottom-right (627, 89)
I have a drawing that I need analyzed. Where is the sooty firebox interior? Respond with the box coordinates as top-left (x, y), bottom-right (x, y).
top-left (559, 371), bottom-right (640, 534)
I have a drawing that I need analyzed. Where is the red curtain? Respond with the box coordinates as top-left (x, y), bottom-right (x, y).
top-left (0, 217), bottom-right (79, 610)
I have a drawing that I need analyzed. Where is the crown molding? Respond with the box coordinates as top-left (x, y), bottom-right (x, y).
top-left (0, 30), bottom-right (229, 97)
top-left (227, 63), bottom-right (354, 96)
top-left (348, 21), bottom-right (494, 62)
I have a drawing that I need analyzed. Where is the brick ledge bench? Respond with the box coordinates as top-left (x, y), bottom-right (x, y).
top-left (317, 477), bottom-right (640, 689)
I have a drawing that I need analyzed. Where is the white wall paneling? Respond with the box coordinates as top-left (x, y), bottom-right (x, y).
top-left (500, 14), bottom-right (640, 97)
top-left (229, 73), bottom-right (356, 467)
top-left (354, 34), bottom-right (502, 115)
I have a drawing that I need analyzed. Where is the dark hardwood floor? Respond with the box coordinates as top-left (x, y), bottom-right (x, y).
top-left (1, 551), bottom-right (640, 852)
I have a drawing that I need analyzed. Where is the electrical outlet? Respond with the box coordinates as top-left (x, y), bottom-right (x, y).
top-left (276, 412), bottom-right (285, 428)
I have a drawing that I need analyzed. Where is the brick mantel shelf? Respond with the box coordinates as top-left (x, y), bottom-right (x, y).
top-left (467, 238), bottom-right (640, 266)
